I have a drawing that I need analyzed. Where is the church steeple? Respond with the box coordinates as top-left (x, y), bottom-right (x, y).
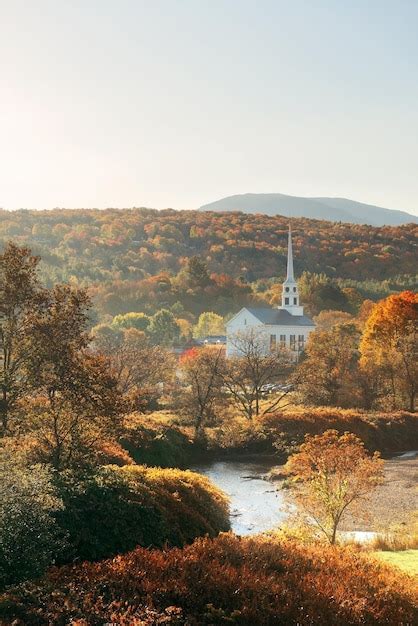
top-left (280, 225), bottom-right (304, 315)
top-left (286, 224), bottom-right (295, 282)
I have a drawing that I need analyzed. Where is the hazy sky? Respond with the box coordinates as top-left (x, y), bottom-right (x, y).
top-left (1, 1), bottom-right (417, 214)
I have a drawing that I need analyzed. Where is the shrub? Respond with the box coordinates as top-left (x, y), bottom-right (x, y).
top-left (0, 459), bottom-right (66, 589)
top-left (120, 414), bottom-right (195, 468)
top-left (371, 515), bottom-right (418, 552)
top-left (54, 465), bottom-right (230, 562)
top-left (1, 534), bottom-right (416, 625)
top-left (261, 408), bottom-right (418, 456)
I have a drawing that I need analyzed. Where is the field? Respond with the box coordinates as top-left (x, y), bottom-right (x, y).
top-left (374, 550), bottom-right (418, 577)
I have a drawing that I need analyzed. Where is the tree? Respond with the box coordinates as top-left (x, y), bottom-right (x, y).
top-left (356, 299), bottom-right (376, 328)
top-left (22, 285), bottom-right (122, 470)
top-left (93, 325), bottom-right (175, 410)
top-left (193, 312), bottom-right (225, 339)
top-left (313, 309), bottom-right (353, 330)
top-left (285, 430), bottom-right (384, 544)
top-left (111, 312), bottom-right (151, 332)
top-left (359, 291), bottom-right (417, 411)
top-left (0, 454), bottom-right (65, 588)
top-left (297, 323), bottom-right (362, 407)
top-left (222, 329), bottom-right (294, 420)
top-left (178, 346), bottom-right (225, 438)
top-left (186, 256), bottom-right (211, 289)
top-left (298, 272), bottom-right (350, 316)
top-left (0, 243), bottom-right (41, 433)
top-left (148, 309), bottom-right (180, 347)
top-left (176, 318), bottom-right (193, 341)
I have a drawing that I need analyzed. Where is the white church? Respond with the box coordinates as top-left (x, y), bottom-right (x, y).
top-left (226, 227), bottom-right (315, 357)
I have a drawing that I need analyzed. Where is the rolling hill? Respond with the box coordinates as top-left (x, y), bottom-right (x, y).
top-left (199, 193), bottom-right (418, 226)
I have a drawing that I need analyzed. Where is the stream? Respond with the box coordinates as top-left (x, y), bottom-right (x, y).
top-left (192, 459), bottom-right (289, 535)
top-left (193, 452), bottom-right (418, 538)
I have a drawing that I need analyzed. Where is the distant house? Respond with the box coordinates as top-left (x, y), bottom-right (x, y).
top-left (226, 227), bottom-right (315, 357)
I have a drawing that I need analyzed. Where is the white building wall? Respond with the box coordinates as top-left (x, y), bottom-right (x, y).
top-left (226, 310), bottom-right (264, 357)
top-left (226, 309), bottom-right (315, 358)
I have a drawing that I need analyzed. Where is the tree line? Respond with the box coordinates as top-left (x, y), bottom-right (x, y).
top-left (1, 242), bottom-right (416, 473)
top-left (0, 208), bottom-right (416, 323)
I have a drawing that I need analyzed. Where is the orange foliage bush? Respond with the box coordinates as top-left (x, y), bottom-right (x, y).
top-left (261, 407), bottom-right (418, 455)
top-left (1, 533), bottom-right (416, 625)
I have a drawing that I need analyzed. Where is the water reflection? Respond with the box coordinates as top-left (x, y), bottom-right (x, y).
top-left (193, 460), bottom-right (288, 536)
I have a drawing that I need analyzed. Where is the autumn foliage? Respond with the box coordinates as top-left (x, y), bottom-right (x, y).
top-left (285, 430), bottom-right (384, 543)
top-left (260, 407), bottom-right (418, 456)
top-left (54, 465), bottom-right (230, 564)
top-left (1, 209), bottom-right (416, 321)
top-left (1, 533), bottom-right (416, 625)
top-left (360, 291), bottom-right (417, 411)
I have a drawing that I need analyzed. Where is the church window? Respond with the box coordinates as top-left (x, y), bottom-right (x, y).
top-left (285, 287), bottom-right (289, 292)
top-left (285, 297), bottom-right (289, 305)
top-left (279, 334), bottom-right (286, 348)
top-left (298, 334), bottom-right (305, 351)
top-left (293, 287), bottom-right (296, 292)
top-left (290, 335), bottom-right (296, 350)
top-left (293, 297), bottom-right (297, 305)
top-left (270, 334), bottom-right (277, 352)
top-left (244, 318), bottom-right (247, 325)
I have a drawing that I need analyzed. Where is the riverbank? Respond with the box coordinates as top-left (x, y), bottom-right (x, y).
top-left (121, 408), bottom-right (418, 470)
top-left (341, 451), bottom-right (418, 532)
top-left (274, 450), bottom-right (418, 533)
top-left (196, 451), bottom-right (418, 537)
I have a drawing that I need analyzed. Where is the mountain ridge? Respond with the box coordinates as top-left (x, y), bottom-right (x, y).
top-left (199, 193), bottom-right (418, 226)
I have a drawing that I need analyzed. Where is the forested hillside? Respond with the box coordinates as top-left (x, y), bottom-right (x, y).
top-left (0, 208), bottom-right (416, 320)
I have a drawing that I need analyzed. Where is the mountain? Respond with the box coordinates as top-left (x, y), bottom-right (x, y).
top-left (199, 193), bottom-right (418, 226)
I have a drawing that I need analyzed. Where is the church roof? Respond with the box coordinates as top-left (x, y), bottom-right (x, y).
top-left (244, 307), bottom-right (315, 326)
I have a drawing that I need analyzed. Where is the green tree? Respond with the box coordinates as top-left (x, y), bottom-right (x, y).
top-left (186, 256), bottom-right (211, 289)
top-left (111, 312), bottom-right (151, 332)
top-left (148, 309), bottom-right (180, 347)
top-left (298, 272), bottom-right (350, 316)
top-left (0, 243), bottom-right (41, 434)
top-left (0, 455), bottom-right (65, 588)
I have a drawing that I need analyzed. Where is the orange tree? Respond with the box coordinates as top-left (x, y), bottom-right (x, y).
top-left (360, 291), bottom-right (417, 411)
top-left (285, 429), bottom-right (384, 544)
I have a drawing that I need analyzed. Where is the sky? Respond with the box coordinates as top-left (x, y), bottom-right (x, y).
top-left (0, 0), bottom-right (417, 215)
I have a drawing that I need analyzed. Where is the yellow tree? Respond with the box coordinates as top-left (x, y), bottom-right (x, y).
top-left (285, 430), bottom-right (383, 544)
top-left (359, 291), bottom-right (417, 412)
top-left (193, 312), bottom-right (225, 339)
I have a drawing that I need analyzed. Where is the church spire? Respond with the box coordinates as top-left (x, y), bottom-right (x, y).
top-left (286, 225), bottom-right (295, 282)
top-left (280, 224), bottom-right (304, 315)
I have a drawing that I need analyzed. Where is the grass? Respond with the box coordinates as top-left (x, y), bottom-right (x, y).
top-left (374, 550), bottom-right (418, 577)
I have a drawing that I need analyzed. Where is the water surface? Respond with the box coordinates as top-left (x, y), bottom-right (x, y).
top-left (193, 460), bottom-right (288, 535)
